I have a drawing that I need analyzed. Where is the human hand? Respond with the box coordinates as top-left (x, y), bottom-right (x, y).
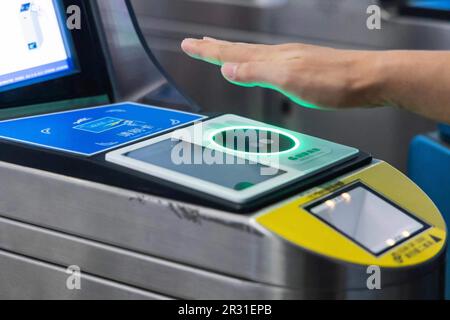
top-left (181, 38), bottom-right (383, 110)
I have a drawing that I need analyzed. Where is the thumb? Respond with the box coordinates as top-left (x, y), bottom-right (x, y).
top-left (221, 62), bottom-right (285, 88)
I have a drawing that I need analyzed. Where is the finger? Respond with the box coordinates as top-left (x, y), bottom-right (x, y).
top-left (181, 38), bottom-right (275, 65)
top-left (202, 37), bottom-right (252, 47)
top-left (221, 61), bottom-right (287, 88)
top-left (202, 37), bottom-right (230, 44)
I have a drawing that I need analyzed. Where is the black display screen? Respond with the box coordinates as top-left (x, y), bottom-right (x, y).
top-left (126, 139), bottom-right (286, 191)
top-left (305, 183), bottom-right (428, 255)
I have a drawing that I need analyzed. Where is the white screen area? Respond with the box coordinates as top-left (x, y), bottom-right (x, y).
top-left (0, 0), bottom-right (75, 90)
top-left (308, 185), bottom-right (426, 255)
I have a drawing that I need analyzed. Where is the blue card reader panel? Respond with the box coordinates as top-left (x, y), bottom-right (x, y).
top-left (0, 102), bottom-right (205, 156)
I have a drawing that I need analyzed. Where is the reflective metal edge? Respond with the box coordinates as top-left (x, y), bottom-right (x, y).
top-left (0, 249), bottom-right (169, 300)
top-left (0, 215), bottom-right (302, 299)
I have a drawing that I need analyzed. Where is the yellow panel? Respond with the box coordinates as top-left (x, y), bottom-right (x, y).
top-left (256, 162), bottom-right (447, 267)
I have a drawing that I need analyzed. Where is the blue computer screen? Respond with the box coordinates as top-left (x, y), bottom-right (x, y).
top-left (408, 0), bottom-right (450, 10)
top-left (0, 0), bottom-right (78, 93)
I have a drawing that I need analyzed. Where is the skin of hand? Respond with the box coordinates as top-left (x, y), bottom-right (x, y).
top-left (181, 37), bottom-right (450, 124)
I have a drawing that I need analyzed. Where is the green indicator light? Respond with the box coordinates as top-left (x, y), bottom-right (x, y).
top-left (226, 80), bottom-right (323, 110)
top-left (208, 126), bottom-right (301, 156)
top-left (192, 59), bottom-right (324, 109)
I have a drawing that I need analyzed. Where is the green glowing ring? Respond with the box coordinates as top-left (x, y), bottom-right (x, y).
top-left (208, 126), bottom-right (301, 156)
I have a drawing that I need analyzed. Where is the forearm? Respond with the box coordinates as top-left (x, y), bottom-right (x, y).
top-left (374, 51), bottom-right (450, 123)
top-left (181, 38), bottom-right (450, 123)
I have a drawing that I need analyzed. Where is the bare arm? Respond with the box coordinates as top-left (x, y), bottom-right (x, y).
top-left (181, 38), bottom-right (450, 124)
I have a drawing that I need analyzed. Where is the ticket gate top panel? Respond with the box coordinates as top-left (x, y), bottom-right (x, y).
top-left (106, 114), bottom-right (360, 204)
top-left (0, 102), bottom-right (371, 211)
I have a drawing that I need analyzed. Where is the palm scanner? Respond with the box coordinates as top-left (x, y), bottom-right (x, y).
top-left (0, 0), bottom-right (446, 299)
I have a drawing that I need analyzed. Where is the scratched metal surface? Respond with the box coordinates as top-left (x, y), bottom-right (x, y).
top-left (0, 160), bottom-right (444, 299)
top-left (0, 249), bottom-right (168, 300)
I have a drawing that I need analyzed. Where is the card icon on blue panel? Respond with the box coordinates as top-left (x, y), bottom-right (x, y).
top-left (0, 102), bottom-right (205, 156)
top-left (74, 117), bottom-right (127, 133)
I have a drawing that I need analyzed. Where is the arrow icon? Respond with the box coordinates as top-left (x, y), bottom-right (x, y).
top-left (430, 234), bottom-right (442, 243)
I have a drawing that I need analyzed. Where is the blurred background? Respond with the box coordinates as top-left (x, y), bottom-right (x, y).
top-left (131, 0), bottom-right (450, 171)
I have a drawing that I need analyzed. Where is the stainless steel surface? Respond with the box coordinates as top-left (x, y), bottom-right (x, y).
top-left (94, 0), bottom-right (196, 111)
top-left (0, 160), bottom-right (307, 289)
top-left (130, 0), bottom-right (450, 171)
top-left (0, 214), bottom-right (443, 300)
top-left (0, 215), bottom-right (302, 299)
top-left (134, 0), bottom-right (450, 49)
top-left (0, 249), bottom-right (168, 300)
top-left (0, 161), bottom-right (445, 299)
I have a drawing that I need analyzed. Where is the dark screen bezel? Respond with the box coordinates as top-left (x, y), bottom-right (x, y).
top-left (304, 181), bottom-right (429, 256)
